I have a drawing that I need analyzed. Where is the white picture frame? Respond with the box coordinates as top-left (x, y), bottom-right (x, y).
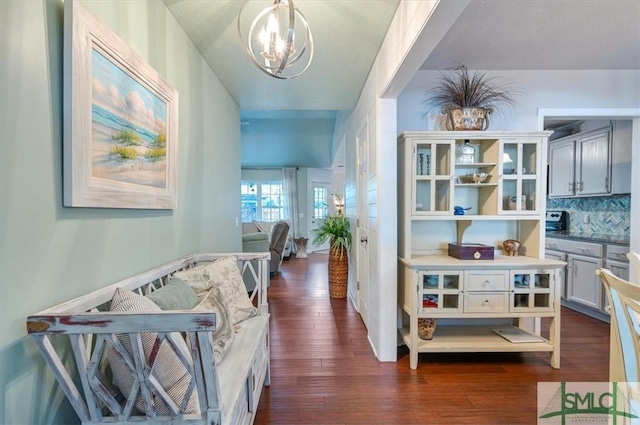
top-left (63, 0), bottom-right (178, 209)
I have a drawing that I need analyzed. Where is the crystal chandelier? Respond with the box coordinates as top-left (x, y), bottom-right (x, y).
top-left (237, 0), bottom-right (314, 79)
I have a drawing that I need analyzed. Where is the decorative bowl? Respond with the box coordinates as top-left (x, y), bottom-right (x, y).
top-left (467, 172), bottom-right (491, 183)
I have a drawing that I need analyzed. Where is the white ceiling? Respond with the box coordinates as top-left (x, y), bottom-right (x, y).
top-left (420, 0), bottom-right (640, 71)
top-left (164, 0), bottom-right (640, 168)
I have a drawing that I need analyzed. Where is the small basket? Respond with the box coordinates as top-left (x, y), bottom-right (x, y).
top-left (418, 318), bottom-right (437, 340)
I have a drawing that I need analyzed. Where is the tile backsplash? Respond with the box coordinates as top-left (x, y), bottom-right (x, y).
top-left (547, 195), bottom-right (630, 236)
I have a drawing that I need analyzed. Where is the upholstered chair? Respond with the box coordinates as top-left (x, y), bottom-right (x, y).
top-left (269, 221), bottom-right (290, 275)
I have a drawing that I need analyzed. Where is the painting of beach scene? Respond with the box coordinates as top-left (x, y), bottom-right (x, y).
top-left (91, 49), bottom-right (167, 189)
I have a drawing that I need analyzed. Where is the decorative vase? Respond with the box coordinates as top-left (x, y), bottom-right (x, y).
top-left (418, 318), bottom-right (437, 340)
top-left (444, 107), bottom-right (491, 131)
top-left (328, 240), bottom-right (348, 298)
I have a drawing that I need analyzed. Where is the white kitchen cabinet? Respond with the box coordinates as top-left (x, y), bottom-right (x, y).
top-left (397, 131), bottom-right (563, 370)
top-left (548, 138), bottom-right (576, 197)
top-left (610, 120), bottom-right (633, 195)
top-left (606, 244), bottom-right (630, 280)
top-left (604, 244), bottom-right (630, 312)
top-left (566, 253), bottom-right (603, 310)
top-left (605, 260), bottom-right (629, 283)
top-left (546, 237), bottom-right (629, 321)
top-left (577, 130), bottom-right (610, 196)
top-left (548, 127), bottom-right (611, 198)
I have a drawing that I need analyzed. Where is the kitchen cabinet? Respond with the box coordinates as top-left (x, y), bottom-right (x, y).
top-left (548, 138), bottom-right (576, 197)
top-left (545, 236), bottom-right (629, 322)
top-left (398, 131), bottom-right (564, 369)
top-left (548, 127), bottom-right (610, 197)
top-left (605, 244), bottom-right (630, 280)
top-left (567, 253), bottom-right (603, 310)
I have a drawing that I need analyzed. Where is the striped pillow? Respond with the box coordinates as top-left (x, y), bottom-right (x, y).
top-left (107, 288), bottom-right (199, 415)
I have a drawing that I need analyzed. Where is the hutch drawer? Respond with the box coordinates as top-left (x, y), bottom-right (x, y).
top-left (464, 292), bottom-right (509, 313)
top-left (465, 271), bottom-right (509, 291)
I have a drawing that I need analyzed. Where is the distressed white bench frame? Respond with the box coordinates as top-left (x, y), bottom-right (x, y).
top-left (27, 252), bottom-right (270, 425)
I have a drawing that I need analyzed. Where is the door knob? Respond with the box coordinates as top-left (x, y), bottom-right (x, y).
top-left (361, 236), bottom-right (368, 243)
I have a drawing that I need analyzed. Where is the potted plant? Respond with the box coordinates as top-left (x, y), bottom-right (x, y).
top-left (424, 65), bottom-right (519, 131)
top-left (312, 200), bottom-right (352, 299)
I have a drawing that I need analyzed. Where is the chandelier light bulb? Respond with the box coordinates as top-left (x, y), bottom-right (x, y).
top-left (238, 0), bottom-right (314, 79)
top-left (258, 26), bottom-right (270, 48)
top-left (266, 12), bottom-right (279, 34)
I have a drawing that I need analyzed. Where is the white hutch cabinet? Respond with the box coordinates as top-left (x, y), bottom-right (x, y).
top-left (397, 131), bottom-right (565, 369)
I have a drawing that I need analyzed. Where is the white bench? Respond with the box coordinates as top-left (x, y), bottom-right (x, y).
top-left (26, 252), bottom-right (270, 425)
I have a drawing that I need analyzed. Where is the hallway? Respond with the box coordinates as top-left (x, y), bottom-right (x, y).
top-left (255, 253), bottom-right (609, 424)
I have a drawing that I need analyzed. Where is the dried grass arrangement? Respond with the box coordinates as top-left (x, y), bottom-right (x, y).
top-left (424, 65), bottom-right (520, 130)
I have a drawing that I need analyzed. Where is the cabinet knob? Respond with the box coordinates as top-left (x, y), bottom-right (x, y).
top-left (483, 280), bottom-right (490, 287)
top-left (360, 236), bottom-right (368, 243)
top-left (483, 299), bottom-right (490, 305)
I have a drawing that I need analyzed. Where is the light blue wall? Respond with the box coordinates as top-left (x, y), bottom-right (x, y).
top-left (0, 1), bottom-right (241, 423)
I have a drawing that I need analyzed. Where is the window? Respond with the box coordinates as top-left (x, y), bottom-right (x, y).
top-left (241, 181), bottom-right (284, 222)
top-left (313, 186), bottom-right (328, 219)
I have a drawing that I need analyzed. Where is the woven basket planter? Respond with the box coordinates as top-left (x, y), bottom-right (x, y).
top-left (328, 242), bottom-right (348, 298)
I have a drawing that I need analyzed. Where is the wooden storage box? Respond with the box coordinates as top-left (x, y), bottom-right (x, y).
top-left (448, 243), bottom-right (494, 260)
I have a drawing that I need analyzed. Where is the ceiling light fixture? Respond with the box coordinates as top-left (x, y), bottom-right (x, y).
top-left (237, 0), bottom-right (314, 79)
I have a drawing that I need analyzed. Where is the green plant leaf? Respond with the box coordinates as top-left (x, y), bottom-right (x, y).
top-left (312, 215), bottom-right (353, 259)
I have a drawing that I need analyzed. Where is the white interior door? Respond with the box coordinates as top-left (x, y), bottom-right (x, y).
top-left (357, 122), bottom-right (370, 328)
top-left (309, 182), bottom-right (330, 252)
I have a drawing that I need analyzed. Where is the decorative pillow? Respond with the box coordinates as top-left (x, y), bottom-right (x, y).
top-left (146, 278), bottom-right (199, 310)
top-left (107, 288), bottom-right (199, 414)
top-left (172, 263), bottom-right (213, 290)
top-left (191, 287), bottom-right (235, 364)
top-left (174, 256), bottom-right (257, 324)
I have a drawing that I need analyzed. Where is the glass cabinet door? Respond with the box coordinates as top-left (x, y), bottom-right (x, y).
top-left (510, 270), bottom-right (554, 312)
top-left (418, 271), bottom-right (462, 313)
top-left (413, 141), bottom-right (454, 215)
top-left (500, 140), bottom-right (540, 214)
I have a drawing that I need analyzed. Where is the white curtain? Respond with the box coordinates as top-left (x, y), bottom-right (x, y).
top-left (282, 167), bottom-right (299, 254)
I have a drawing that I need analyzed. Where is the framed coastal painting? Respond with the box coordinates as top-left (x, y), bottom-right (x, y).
top-left (63, 0), bottom-right (178, 209)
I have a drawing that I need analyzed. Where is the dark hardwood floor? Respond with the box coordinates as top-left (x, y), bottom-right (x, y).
top-left (254, 253), bottom-right (609, 424)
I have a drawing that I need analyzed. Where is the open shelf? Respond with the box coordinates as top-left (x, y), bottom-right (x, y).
top-left (455, 162), bottom-right (497, 168)
top-left (409, 214), bottom-right (542, 221)
top-left (455, 183), bottom-right (498, 187)
top-left (399, 325), bottom-right (554, 353)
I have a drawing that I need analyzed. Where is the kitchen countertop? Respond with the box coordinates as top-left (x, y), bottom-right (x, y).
top-left (546, 230), bottom-right (630, 246)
